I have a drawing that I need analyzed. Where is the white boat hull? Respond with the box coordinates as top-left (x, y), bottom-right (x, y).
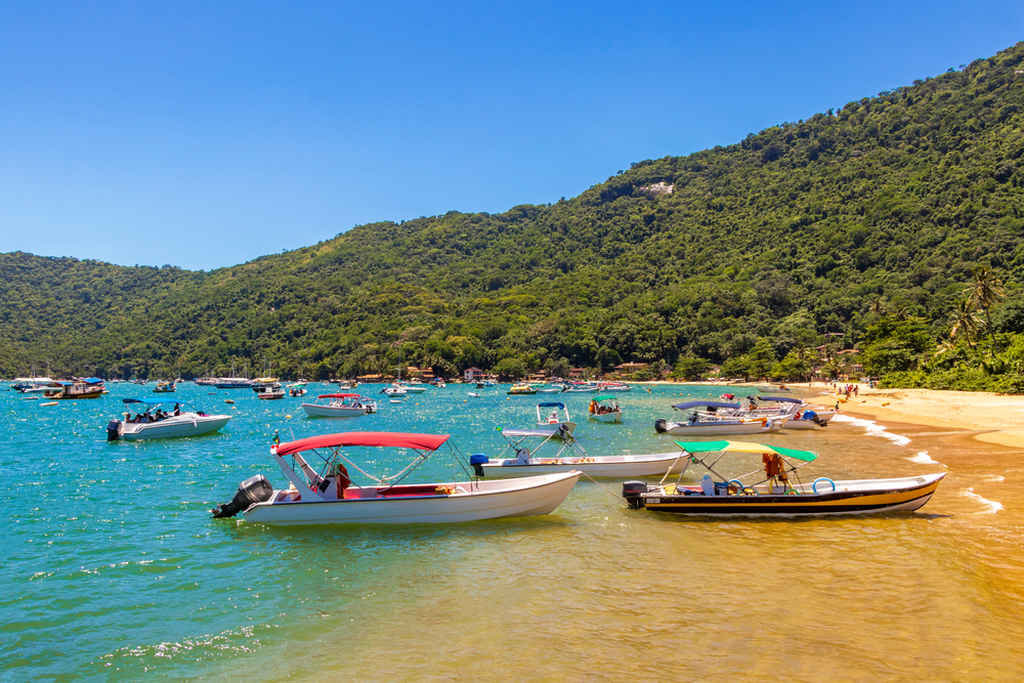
top-left (301, 403), bottom-right (366, 418)
top-left (119, 414), bottom-right (231, 440)
top-left (589, 411), bottom-right (622, 423)
top-left (482, 452), bottom-right (686, 479)
top-left (657, 419), bottom-right (784, 436)
top-left (243, 471), bottom-right (580, 525)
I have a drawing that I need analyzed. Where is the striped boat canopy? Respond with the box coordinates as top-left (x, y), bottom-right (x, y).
top-left (674, 440), bottom-right (817, 462)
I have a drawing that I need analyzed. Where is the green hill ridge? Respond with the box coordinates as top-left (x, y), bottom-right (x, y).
top-left (4, 42), bottom-right (1024, 390)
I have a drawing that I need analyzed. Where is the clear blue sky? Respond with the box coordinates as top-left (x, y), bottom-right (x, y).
top-left (1, 1), bottom-right (1020, 270)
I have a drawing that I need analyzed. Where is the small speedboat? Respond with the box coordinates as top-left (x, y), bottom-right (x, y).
top-left (153, 380), bottom-right (176, 393)
top-left (382, 384), bottom-right (407, 396)
top-left (301, 393), bottom-right (377, 417)
top-left (254, 383), bottom-right (286, 400)
top-left (107, 399), bottom-right (231, 440)
top-left (654, 401), bottom-right (785, 435)
top-left (479, 418), bottom-right (682, 479)
top-left (599, 382), bottom-right (631, 392)
top-left (622, 440), bottom-right (946, 517)
top-left (288, 383), bottom-right (308, 397)
top-left (507, 383), bottom-right (536, 395)
top-left (211, 431), bottom-right (580, 525)
top-left (588, 395), bottom-right (622, 423)
top-left (503, 402), bottom-right (576, 441)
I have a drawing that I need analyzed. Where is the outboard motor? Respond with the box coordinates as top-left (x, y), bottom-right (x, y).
top-left (106, 420), bottom-right (122, 441)
top-left (211, 474), bottom-right (274, 518)
top-left (622, 481), bottom-right (648, 509)
top-left (654, 418), bottom-right (668, 433)
top-left (470, 454), bottom-right (489, 477)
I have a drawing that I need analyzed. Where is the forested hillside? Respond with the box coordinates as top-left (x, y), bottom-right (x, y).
top-left (3, 42), bottom-right (1024, 389)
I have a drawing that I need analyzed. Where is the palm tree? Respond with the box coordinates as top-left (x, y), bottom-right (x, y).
top-left (965, 266), bottom-right (1005, 360)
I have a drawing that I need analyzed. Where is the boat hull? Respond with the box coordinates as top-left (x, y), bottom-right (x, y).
top-left (657, 420), bottom-right (783, 436)
top-left (120, 414), bottom-right (231, 440)
top-left (301, 404), bottom-right (367, 417)
top-left (482, 452), bottom-right (685, 479)
top-left (636, 474), bottom-right (945, 517)
top-left (589, 411), bottom-right (622, 423)
top-left (243, 471), bottom-right (581, 525)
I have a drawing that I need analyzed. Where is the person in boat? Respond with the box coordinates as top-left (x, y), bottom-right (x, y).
top-left (515, 447), bottom-right (531, 463)
top-left (588, 399), bottom-right (597, 414)
top-left (329, 461), bottom-right (351, 498)
top-left (763, 452), bottom-right (789, 492)
top-left (548, 410), bottom-right (560, 424)
top-left (746, 397), bottom-right (758, 410)
top-left (173, 403), bottom-right (180, 416)
top-left (688, 412), bottom-right (698, 425)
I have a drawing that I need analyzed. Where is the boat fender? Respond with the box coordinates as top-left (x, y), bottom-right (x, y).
top-left (812, 477), bottom-right (837, 494)
top-left (470, 454), bottom-right (489, 477)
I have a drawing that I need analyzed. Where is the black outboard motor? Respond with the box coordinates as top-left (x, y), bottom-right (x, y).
top-left (107, 420), bottom-right (122, 441)
top-left (211, 474), bottom-right (274, 518)
top-left (470, 454), bottom-right (489, 477)
top-left (622, 481), bottom-right (648, 509)
top-left (654, 418), bottom-right (668, 433)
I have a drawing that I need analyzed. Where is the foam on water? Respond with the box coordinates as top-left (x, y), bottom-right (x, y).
top-left (831, 413), bottom-right (911, 447)
top-left (907, 450), bottom-right (942, 465)
top-left (961, 487), bottom-right (1004, 514)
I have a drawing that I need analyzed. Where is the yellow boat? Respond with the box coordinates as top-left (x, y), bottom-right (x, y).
top-left (623, 440), bottom-right (945, 517)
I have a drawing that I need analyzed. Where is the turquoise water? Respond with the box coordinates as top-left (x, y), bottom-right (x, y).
top-left (4, 382), bottom-right (1022, 680)
top-left (0, 383), bottom-right (717, 678)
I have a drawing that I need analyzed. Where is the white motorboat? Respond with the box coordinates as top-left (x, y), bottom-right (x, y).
top-left (503, 402), bottom-right (576, 440)
top-left (382, 384), bottom-right (407, 396)
top-left (254, 383), bottom-right (286, 400)
top-left (481, 419), bottom-right (683, 479)
top-left (599, 382), bottom-right (631, 392)
top-left (211, 431), bottom-right (581, 525)
top-left (477, 451), bottom-right (686, 479)
top-left (622, 440), bottom-right (946, 517)
top-left (588, 395), bottom-right (622, 423)
top-left (654, 401), bottom-right (786, 435)
top-left (302, 393), bottom-right (377, 417)
top-left (107, 399), bottom-right (231, 440)
top-left (398, 382), bottom-right (428, 393)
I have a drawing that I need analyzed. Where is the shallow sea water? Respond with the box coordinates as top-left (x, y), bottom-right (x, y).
top-left (2, 383), bottom-right (1022, 680)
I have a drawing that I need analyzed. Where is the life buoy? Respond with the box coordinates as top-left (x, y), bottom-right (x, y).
top-left (812, 477), bottom-right (836, 494)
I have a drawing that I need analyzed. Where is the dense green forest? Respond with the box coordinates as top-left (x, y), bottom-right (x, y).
top-left (3, 43), bottom-right (1024, 390)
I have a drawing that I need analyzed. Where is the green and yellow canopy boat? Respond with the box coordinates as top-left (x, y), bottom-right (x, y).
top-left (622, 440), bottom-right (945, 517)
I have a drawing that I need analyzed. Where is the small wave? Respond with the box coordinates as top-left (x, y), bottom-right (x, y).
top-left (962, 487), bottom-right (1003, 514)
top-left (831, 414), bottom-right (911, 446)
top-left (981, 474), bottom-right (1006, 483)
top-left (907, 450), bottom-right (941, 465)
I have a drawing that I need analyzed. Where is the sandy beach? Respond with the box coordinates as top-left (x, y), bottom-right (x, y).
top-left (637, 379), bottom-right (1024, 449)
top-left (806, 384), bottom-right (1024, 449)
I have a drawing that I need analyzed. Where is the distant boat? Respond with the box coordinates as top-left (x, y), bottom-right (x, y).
top-left (301, 393), bottom-right (377, 417)
top-left (44, 378), bottom-right (105, 400)
top-left (654, 401), bottom-right (786, 435)
top-left (254, 383), bottom-right (286, 400)
top-left (507, 383), bottom-right (536, 395)
top-left (107, 398), bottom-right (231, 440)
top-left (153, 380), bottom-right (176, 393)
top-left (588, 395), bottom-right (622, 423)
